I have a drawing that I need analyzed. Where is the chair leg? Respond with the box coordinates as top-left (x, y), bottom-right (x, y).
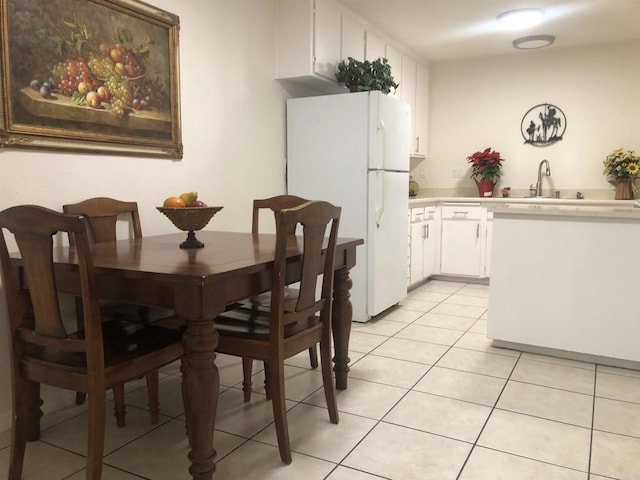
top-left (241, 357), bottom-right (253, 402)
top-left (112, 384), bottom-right (126, 427)
top-left (320, 339), bottom-right (339, 425)
top-left (308, 345), bottom-right (319, 369)
top-left (8, 377), bottom-right (34, 480)
top-left (76, 392), bottom-right (87, 405)
top-left (86, 389), bottom-right (106, 480)
top-left (146, 370), bottom-right (160, 424)
top-left (269, 360), bottom-right (291, 464)
top-left (263, 361), bottom-right (271, 400)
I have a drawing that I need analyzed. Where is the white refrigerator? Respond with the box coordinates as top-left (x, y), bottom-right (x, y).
top-left (286, 91), bottom-right (410, 322)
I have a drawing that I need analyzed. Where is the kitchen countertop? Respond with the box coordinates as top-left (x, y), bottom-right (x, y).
top-left (491, 203), bottom-right (640, 220)
top-left (408, 196), bottom-right (636, 208)
top-left (409, 196), bottom-right (640, 219)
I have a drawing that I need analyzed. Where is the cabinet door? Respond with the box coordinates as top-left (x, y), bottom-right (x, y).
top-left (440, 219), bottom-right (482, 277)
top-left (401, 55), bottom-right (417, 153)
top-left (423, 218), bottom-right (438, 278)
top-left (365, 30), bottom-right (385, 61)
top-left (414, 63), bottom-right (429, 156)
top-left (385, 44), bottom-right (402, 100)
top-left (341, 14), bottom-right (365, 60)
top-left (410, 220), bottom-right (424, 285)
top-left (314, 0), bottom-right (341, 80)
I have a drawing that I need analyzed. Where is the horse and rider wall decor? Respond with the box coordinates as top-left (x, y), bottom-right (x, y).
top-left (521, 103), bottom-right (566, 147)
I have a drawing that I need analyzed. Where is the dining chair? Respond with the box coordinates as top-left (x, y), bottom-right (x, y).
top-left (215, 200), bottom-right (341, 464)
top-left (0, 205), bottom-right (185, 480)
top-left (63, 197), bottom-right (176, 426)
top-left (237, 195), bottom-right (319, 401)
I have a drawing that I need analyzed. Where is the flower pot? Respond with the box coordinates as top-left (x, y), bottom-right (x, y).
top-left (614, 180), bottom-right (634, 200)
top-left (474, 178), bottom-right (495, 198)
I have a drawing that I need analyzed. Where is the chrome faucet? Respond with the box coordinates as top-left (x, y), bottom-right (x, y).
top-left (536, 159), bottom-right (551, 197)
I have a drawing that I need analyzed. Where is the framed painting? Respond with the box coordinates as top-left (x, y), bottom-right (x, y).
top-left (0, 0), bottom-right (182, 159)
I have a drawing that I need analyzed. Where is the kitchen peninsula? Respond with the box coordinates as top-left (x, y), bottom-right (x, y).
top-left (487, 203), bottom-right (640, 368)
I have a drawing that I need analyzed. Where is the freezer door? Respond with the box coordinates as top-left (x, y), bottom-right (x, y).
top-left (367, 170), bottom-right (409, 316)
top-left (368, 91), bottom-right (410, 172)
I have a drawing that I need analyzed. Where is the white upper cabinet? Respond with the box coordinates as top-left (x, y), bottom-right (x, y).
top-left (414, 63), bottom-right (429, 157)
top-left (275, 0), bottom-right (344, 94)
top-left (384, 44), bottom-right (402, 100)
top-left (365, 30), bottom-right (385, 61)
top-left (341, 14), bottom-right (365, 60)
top-left (276, 0), bottom-right (429, 105)
top-left (314, 0), bottom-right (341, 80)
top-left (401, 55), bottom-right (417, 151)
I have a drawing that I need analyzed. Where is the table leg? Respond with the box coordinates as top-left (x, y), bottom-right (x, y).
top-left (177, 285), bottom-right (220, 480)
top-left (332, 267), bottom-right (353, 390)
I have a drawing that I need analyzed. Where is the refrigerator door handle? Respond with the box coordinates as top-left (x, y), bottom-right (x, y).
top-left (377, 117), bottom-right (386, 171)
top-left (375, 171), bottom-right (385, 228)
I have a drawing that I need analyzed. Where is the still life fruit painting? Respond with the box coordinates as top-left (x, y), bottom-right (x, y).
top-left (0, 0), bottom-right (182, 158)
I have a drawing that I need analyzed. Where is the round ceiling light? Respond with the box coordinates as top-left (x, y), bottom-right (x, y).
top-left (513, 35), bottom-right (556, 49)
top-left (497, 8), bottom-right (544, 30)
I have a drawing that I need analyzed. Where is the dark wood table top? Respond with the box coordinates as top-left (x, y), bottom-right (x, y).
top-left (45, 230), bottom-right (363, 283)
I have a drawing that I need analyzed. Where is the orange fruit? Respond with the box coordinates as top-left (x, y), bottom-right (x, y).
top-left (163, 196), bottom-right (186, 208)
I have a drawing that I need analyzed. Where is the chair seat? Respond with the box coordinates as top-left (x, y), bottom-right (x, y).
top-left (24, 318), bottom-right (184, 378)
top-left (216, 306), bottom-right (321, 340)
top-left (242, 286), bottom-right (299, 308)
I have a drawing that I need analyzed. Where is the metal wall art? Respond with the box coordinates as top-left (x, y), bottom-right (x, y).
top-left (0, 0), bottom-right (182, 159)
top-left (520, 103), bottom-right (566, 147)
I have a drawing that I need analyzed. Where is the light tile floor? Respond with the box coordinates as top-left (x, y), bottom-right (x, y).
top-left (2, 279), bottom-right (640, 479)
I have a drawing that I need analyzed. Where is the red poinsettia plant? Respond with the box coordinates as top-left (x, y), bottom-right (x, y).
top-left (467, 147), bottom-right (505, 182)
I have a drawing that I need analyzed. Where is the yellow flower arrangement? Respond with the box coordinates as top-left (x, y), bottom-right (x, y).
top-left (603, 148), bottom-right (640, 181)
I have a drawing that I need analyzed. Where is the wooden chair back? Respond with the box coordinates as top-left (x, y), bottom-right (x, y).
top-left (271, 200), bottom-right (341, 331)
top-left (63, 197), bottom-right (142, 244)
top-left (251, 195), bottom-right (308, 234)
top-left (0, 204), bottom-right (184, 479)
top-left (0, 206), bottom-right (103, 371)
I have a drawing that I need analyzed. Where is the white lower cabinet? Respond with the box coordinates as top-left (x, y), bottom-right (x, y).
top-left (408, 205), bottom-right (440, 286)
top-left (409, 208), bottom-right (425, 286)
top-left (438, 203), bottom-right (484, 278)
top-left (422, 207), bottom-right (439, 278)
top-left (408, 201), bottom-right (492, 283)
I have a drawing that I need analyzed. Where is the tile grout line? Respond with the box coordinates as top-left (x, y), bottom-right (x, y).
top-left (454, 350), bottom-right (523, 479)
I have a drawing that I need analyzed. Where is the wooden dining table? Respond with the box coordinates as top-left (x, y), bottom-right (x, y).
top-left (11, 230), bottom-right (363, 480)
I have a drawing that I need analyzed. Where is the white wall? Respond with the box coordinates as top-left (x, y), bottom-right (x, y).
top-left (0, 0), bottom-right (289, 432)
top-left (423, 40), bottom-right (640, 197)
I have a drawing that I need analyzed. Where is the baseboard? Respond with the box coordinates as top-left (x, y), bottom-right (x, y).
top-left (492, 339), bottom-right (640, 371)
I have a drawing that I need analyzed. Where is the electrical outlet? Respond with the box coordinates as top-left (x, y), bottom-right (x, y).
top-left (453, 168), bottom-right (464, 178)
top-left (419, 167), bottom-right (426, 178)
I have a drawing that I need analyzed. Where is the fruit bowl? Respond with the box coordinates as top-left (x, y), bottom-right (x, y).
top-left (156, 206), bottom-right (223, 249)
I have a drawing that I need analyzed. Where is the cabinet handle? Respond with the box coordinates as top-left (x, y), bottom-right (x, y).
top-left (426, 223), bottom-right (429, 239)
top-left (415, 136), bottom-right (420, 153)
top-left (476, 223), bottom-right (480, 238)
top-left (453, 211), bottom-right (468, 216)
top-left (422, 224), bottom-right (427, 239)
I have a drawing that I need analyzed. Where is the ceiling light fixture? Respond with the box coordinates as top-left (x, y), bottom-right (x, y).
top-left (497, 8), bottom-right (544, 30)
top-left (513, 34), bottom-right (556, 49)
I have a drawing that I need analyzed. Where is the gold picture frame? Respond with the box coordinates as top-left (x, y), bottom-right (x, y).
top-left (0, 0), bottom-right (182, 159)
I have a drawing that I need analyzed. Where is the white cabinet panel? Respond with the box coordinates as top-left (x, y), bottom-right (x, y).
top-left (341, 14), bottom-right (364, 60)
top-left (440, 204), bottom-right (483, 277)
top-left (401, 55), bottom-right (417, 152)
top-left (409, 208), bottom-right (425, 285)
top-left (384, 44), bottom-right (402, 100)
top-left (314, 0), bottom-right (341, 80)
top-left (414, 63), bottom-right (429, 157)
top-left (365, 30), bottom-right (385, 61)
top-left (423, 207), bottom-right (439, 278)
